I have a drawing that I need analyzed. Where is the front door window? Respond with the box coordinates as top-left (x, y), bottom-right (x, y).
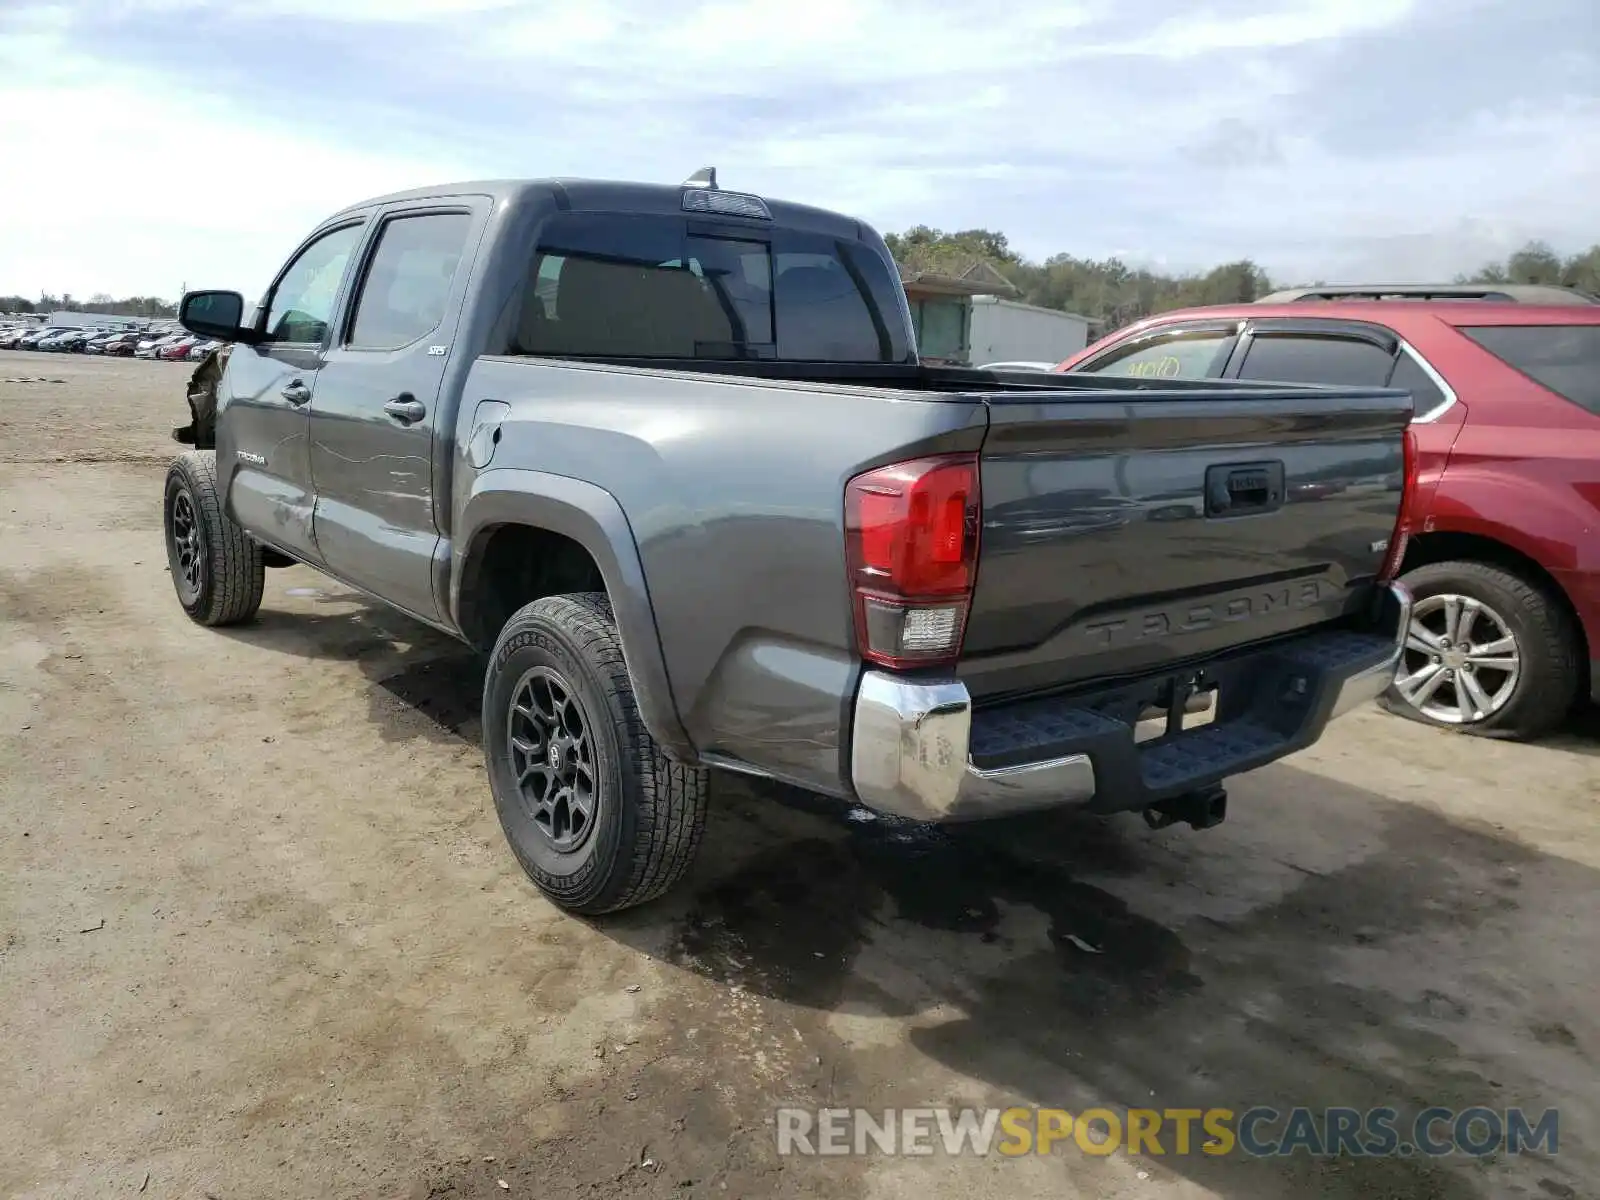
top-left (264, 224), bottom-right (365, 345)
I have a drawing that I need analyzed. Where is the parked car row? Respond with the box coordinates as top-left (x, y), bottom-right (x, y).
top-left (0, 323), bottom-right (222, 360)
top-left (134, 331), bottom-right (225, 361)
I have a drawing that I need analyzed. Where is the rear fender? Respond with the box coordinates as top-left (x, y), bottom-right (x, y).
top-left (454, 469), bottom-right (695, 762)
top-left (1415, 483), bottom-right (1599, 675)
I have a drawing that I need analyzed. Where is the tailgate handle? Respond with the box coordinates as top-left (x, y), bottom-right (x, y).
top-left (1205, 461), bottom-right (1285, 517)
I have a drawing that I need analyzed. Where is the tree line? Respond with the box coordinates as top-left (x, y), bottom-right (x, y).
top-left (6, 235), bottom-right (1598, 333)
top-left (884, 228), bottom-right (1600, 334)
top-left (0, 293), bottom-right (177, 318)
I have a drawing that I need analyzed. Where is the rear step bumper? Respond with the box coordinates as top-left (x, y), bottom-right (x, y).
top-left (850, 581), bottom-right (1411, 822)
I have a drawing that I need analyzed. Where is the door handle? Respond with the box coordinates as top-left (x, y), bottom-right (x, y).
top-left (383, 395), bottom-right (427, 424)
top-left (1204, 461), bottom-right (1285, 517)
top-left (280, 380), bottom-right (311, 405)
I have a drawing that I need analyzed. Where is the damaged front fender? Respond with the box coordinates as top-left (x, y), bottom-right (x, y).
top-left (172, 344), bottom-right (233, 449)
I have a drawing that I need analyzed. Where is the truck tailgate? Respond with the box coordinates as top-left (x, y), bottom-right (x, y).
top-left (960, 384), bottom-right (1413, 701)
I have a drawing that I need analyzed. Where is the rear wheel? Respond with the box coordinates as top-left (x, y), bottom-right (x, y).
top-left (1381, 560), bottom-right (1581, 739)
top-left (482, 592), bottom-right (709, 914)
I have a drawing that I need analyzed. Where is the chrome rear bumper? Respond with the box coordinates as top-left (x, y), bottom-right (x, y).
top-left (849, 581), bottom-right (1411, 822)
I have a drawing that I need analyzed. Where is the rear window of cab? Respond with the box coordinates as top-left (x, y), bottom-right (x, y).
top-left (500, 212), bottom-right (911, 364)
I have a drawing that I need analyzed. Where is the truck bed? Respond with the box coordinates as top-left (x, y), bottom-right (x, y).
top-left (536, 358), bottom-right (1410, 700)
top-left (467, 351), bottom-right (1412, 744)
top-left (494, 353), bottom-right (1360, 398)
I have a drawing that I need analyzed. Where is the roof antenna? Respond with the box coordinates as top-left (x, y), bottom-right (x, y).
top-left (684, 166), bottom-right (718, 189)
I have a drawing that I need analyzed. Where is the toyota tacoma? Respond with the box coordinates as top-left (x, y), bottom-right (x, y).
top-left (163, 171), bottom-right (1416, 914)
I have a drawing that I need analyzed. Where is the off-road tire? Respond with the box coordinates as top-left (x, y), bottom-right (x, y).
top-left (483, 592), bottom-right (709, 914)
top-left (163, 451), bottom-right (265, 626)
top-left (1380, 559), bottom-right (1581, 739)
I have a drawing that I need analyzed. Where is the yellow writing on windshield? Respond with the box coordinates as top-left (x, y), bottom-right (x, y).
top-left (1120, 355), bottom-right (1185, 379)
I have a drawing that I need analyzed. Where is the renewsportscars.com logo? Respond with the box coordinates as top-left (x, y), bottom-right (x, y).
top-left (774, 1106), bottom-right (1560, 1159)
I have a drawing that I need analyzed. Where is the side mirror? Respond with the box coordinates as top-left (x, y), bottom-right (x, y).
top-left (179, 290), bottom-right (258, 344)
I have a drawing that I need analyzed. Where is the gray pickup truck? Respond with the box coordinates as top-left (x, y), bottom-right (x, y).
top-left (164, 171), bottom-right (1415, 914)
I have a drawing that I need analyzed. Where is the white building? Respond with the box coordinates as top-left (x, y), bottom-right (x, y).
top-left (967, 296), bottom-right (1090, 367)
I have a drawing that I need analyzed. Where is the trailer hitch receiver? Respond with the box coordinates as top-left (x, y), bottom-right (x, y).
top-left (1143, 783), bottom-right (1228, 831)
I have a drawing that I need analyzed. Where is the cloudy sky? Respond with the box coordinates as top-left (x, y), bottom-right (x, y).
top-left (1, 0), bottom-right (1596, 300)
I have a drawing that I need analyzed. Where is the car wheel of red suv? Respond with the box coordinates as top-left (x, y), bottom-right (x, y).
top-left (1381, 560), bottom-right (1582, 739)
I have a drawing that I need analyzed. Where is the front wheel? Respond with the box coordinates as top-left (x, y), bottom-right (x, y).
top-left (482, 592), bottom-right (709, 914)
top-left (163, 451), bottom-right (265, 626)
top-left (1381, 560), bottom-right (1581, 739)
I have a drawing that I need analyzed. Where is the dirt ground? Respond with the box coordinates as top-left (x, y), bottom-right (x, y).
top-left (1, 352), bottom-right (1596, 1200)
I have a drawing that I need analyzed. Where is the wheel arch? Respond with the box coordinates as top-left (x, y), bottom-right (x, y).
top-left (1401, 528), bottom-right (1591, 697)
top-left (454, 470), bottom-right (695, 762)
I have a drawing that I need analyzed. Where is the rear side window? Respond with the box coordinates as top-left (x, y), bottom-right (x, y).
top-left (503, 213), bottom-right (906, 362)
top-left (1460, 325), bottom-right (1600, 416)
top-left (348, 211), bottom-right (473, 350)
top-left (1079, 329), bottom-right (1233, 379)
top-left (772, 243), bottom-right (901, 362)
top-left (1385, 352), bottom-right (1449, 420)
top-left (1237, 334), bottom-right (1394, 386)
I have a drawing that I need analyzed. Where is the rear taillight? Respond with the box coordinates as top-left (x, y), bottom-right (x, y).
top-left (844, 453), bottom-right (980, 669)
top-left (1378, 425), bottom-right (1418, 582)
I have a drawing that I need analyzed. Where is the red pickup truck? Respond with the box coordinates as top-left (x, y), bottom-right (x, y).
top-left (1056, 288), bottom-right (1600, 739)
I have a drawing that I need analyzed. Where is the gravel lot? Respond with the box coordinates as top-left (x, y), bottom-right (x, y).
top-left (1, 351), bottom-right (1596, 1200)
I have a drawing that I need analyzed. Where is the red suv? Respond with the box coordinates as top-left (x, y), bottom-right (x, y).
top-left (1056, 289), bottom-right (1600, 739)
